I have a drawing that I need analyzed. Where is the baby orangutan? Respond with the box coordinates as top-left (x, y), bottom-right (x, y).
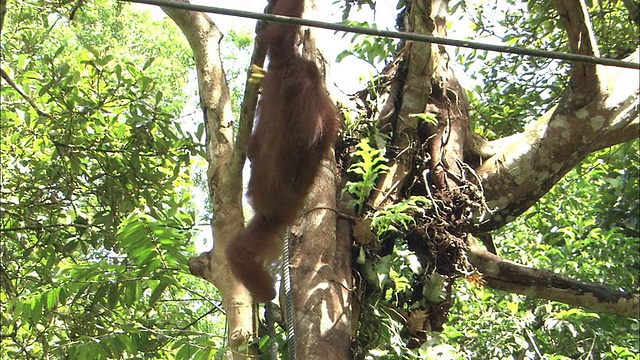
top-left (225, 0), bottom-right (339, 303)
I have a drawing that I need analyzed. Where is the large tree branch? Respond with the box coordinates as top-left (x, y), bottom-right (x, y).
top-left (371, 0), bottom-right (435, 208)
top-left (592, 50), bottom-right (640, 148)
top-left (161, 0), bottom-right (252, 354)
top-left (468, 240), bottom-right (639, 318)
top-left (473, 17), bottom-right (639, 232)
top-left (288, 2), bottom-right (354, 357)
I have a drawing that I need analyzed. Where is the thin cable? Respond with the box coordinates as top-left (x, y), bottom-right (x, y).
top-left (120, 0), bottom-right (640, 70)
top-left (282, 228), bottom-right (296, 360)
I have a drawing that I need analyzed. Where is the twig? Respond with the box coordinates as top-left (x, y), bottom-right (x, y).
top-left (1, 68), bottom-right (51, 118)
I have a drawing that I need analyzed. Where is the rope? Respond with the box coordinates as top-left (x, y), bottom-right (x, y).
top-left (119, 0), bottom-right (640, 70)
top-left (282, 228), bottom-right (296, 360)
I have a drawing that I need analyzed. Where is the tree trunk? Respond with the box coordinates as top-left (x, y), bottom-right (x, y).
top-left (167, 0), bottom-right (356, 357)
top-left (286, 2), bottom-right (355, 358)
top-left (289, 155), bottom-right (354, 360)
top-left (162, 2), bottom-right (257, 357)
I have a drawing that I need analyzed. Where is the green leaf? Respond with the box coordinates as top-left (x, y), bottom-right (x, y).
top-left (155, 90), bottom-right (163, 105)
top-left (138, 257), bottom-right (163, 276)
top-left (30, 297), bottom-right (43, 324)
top-left (124, 281), bottom-right (139, 307)
top-left (93, 283), bottom-right (110, 308)
top-left (148, 281), bottom-right (168, 308)
top-left (55, 63), bottom-right (70, 77)
top-left (107, 281), bottom-right (120, 310)
top-left (176, 343), bottom-right (196, 360)
top-left (409, 112), bottom-right (438, 126)
top-left (46, 288), bottom-right (59, 310)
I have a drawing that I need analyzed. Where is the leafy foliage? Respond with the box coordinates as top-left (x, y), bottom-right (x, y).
top-left (343, 138), bottom-right (390, 214)
top-left (444, 142), bottom-right (640, 359)
top-left (336, 20), bottom-right (400, 67)
top-left (452, 0), bottom-right (569, 138)
top-left (453, 0), bottom-right (638, 139)
top-left (351, 141), bottom-right (640, 359)
top-left (2, 0), bottom-right (638, 359)
top-left (1, 1), bottom-right (226, 358)
top-left (345, 1), bottom-right (639, 359)
top-left (371, 196), bottom-right (430, 237)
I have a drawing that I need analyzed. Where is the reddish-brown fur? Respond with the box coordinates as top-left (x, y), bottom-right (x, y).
top-left (226, 0), bottom-right (339, 303)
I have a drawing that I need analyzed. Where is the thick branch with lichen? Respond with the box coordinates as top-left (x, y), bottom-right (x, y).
top-left (468, 237), bottom-right (639, 318)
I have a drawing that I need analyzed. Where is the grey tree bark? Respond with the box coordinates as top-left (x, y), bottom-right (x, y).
top-left (161, 1), bottom-right (257, 357)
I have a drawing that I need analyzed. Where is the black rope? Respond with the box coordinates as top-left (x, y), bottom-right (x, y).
top-left (119, 0), bottom-right (640, 70)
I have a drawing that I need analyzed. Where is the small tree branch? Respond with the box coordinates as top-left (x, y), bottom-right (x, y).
top-left (622, 0), bottom-right (640, 25)
top-left (232, 3), bottom-right (272, 175)
top-left (0, 0), bottom-right (7, 34)
top-left (468, 240), bottom-right (639, 318)
top-left (1, 69), bottom-right (52, 118)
